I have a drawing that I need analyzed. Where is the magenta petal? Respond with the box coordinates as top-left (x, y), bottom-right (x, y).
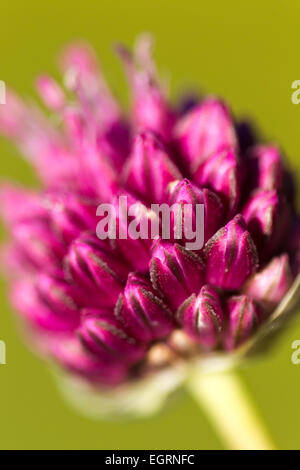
top-left (150, 240), bottom-right (205, 310)
top-left (108, 192), bottom-right (153, 272)
top-left (52, 336), bottom-right (128, 386)
top-left (116, 36), bottom-right (175, 141)
top-left (204, 215), bottom-right (259, 290)
top-left (46, 192), bottom-right (98, 244)
top-left (224, 295), bottom-right (261, 350)
top-left (64, 233), bottom-right (129, 308)
top-left (244, 254), bottom-right (293, 310)
top-left (116, 272), bottom-right (175, 342)
top-left (178, 285), bottom-right (224, 350)
top-left (78, 312), bottom-right (146, 365)
top-left (0, 185), bottom-right (47, 227)
top-left (242, 189), bottom-right (291, 259)
top-left (36, 75), bottom-right (66, 111)
top-left (12, 219), bottom-right (66, 274)
top-left (11, 276), bottom-right (81, 332)
top-left (246, 145), bottom-right (283, 192)
top-left (174, 98), bottom-right (237, 170)
top-left (168, 178), bottom-right (224, 244)
top-left (192, 147), bottom-right (241, 216)
top-left (122, 131), bottom-right (182, 204)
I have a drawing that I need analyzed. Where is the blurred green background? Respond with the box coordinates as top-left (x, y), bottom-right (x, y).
top-left (1, 0), bottom-right (300, 450)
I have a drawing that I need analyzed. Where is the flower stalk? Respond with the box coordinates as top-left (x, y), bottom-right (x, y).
top-left (188, 368), bottom-right (276, 450)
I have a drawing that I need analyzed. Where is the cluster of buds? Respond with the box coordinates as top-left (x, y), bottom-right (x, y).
top-left (0, 36), bottom-right (299, 388)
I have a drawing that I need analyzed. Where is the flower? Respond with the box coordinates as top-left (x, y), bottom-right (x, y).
top-left (177, 285), bottom-right (224, 350)
top-left (0, 37), bottom-right (299, 396)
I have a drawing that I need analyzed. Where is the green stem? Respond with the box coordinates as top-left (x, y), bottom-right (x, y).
top-left (188, 369), bottom-right (276, 450)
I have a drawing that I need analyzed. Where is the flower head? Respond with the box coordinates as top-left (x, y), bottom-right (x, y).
top-left (0, 37), bottom-right (299, 397)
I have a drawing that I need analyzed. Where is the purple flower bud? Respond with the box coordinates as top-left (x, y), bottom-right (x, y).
top-left (0, 90), bottom-right (81, 191)
top-left (64, 233), bottom-right (129, 308)
top-left (177, 285), bottom-right (224, 350)
top-left (60, 42), bottom-right (120, 127)
top-left (242, 190), bottom-right (291, 259)
top-left (192, 147), bottom-right (241, 216)
top-left (61, 43), bottom-right (130, 174)
top-left (107, 192), bottom-right (154, 272)
top-left (204, 215), bottom-right (259, 290)
top-left (150, 240), bottom-right (205, 310)
top-left (244, 254), bottom-right (293, 310)
top-left (78, 311), bottom-right (146, 365)
top-left (52, 337), bottom-right (128, 386)
top-left (12, 219), bottom-right (66, 274)
top-left (46, 192), bottom-right (98, 244)
top-left (174, 98), bottom-right (237, 170)
top-left (0, 187), bottom-right (70, 275)
top-left (1, 243), bottom-right (35, 277)
top-left (12, 274), bottom-right (81, 332)
top-left (0, 185), bottom-right (47, 227)
top-left (0, 89), bottom-right (26, 138)
top-left (122, 131), bottom-right (182, 204)
top-left (224, 295), bottom-right (261, 350)
top-left (246, 145), bottom-right (283, 192)
top-left (77, 145), bottom-right (120, 201)
top-left (116, 273), bottom-right (175, 342)
top-left (168, 178), bottom-right (224, 244)
top-left (36, 75), bottom-right (66, 112)
top-left (116, 36), bottom-right (175, 141)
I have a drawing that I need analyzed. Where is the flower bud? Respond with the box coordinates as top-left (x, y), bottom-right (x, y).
top-left (0, 90), bottom-right (80, 191)
top-left (76, 144), bottom-right (120, 201)
top-left (242, 190), bottom-right (291, 259)
top-left (0, 185), bottom-right (46, 227)
top-left (116, 273), bottom-right (175, 342)
top-left (0, 89), bottom-right (26, 138)
top-left (12, 219), bottom-right (66, 274)
top-left (168, 178), bottom-right (223, 244)
top-left (64, 233), bottom-right (129, 307)
top-left (150, 240), bottom-right (205, 310)
top-left (192, 147), bottom-right (241, 216)
top-left (60, 42), bottom-right (120, 126)
top-left (78, 311), bottom-right (146, 364)
top-left (36, 75), bottom-right (66, 111)
top-left (12, 275), bottom-right (81, 332)
top-left (174, 98), bottom-right (237, 170)
top-left (0, 186), bottom-right (67, 273)
top-left (107, 192), bottom-right (154, 272)
top-left (52, 337), bottom-right (128, 386)
top-left (243, 254), bottom-right (293, 310)
top-left (116, 36), bottom-right (175, 141)
top-left (177, 285), bottom-right (224, 350)
top-left (46, 192), bottom-right (98, 244)
top-left (204, 215), bottom-right (259, 290)
top-left (122, 131), bottom-right (182, 204)
top-left (224, 295), bottom-right (261, 350)
top-left (246, 145), bottom-right (283, 192)
top-left (1, 243), bottom-right (35, 277)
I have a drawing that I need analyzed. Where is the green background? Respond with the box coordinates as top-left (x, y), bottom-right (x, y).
top-left (1, 0), bottom-right (300, 450)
